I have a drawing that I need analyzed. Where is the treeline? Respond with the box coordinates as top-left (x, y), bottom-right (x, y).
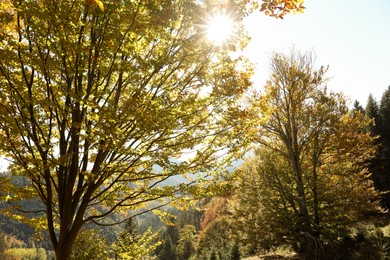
top-left (359, 88), bottom-right (390, 209)
top-left (0, 230), bottom-right (52, 259)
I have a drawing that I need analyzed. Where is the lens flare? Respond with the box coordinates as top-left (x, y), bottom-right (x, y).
top-left (205, 11), bottom-right (236, 46)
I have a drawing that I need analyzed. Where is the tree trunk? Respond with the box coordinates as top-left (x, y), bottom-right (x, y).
top-left (312, 167), bottom-right (320, 237)
top-left (54, 227), bottom-right (80, 260)
top-left (295, 174), bottom-right (311, 233)
top-left (288, 147), bottom-right (311, 234)
top-left (48, 203), bottom-right (85, 260)
top-left (55, 243), bottom-right (72, 260)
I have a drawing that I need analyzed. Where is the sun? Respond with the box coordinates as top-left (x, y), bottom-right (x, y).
top-left (205, 11), bottom-right (236, 46)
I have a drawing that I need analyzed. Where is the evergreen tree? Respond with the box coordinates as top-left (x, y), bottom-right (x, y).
top-left (374, 86), bottom-right (390, 209)
top-left (176, 225), bottom-right (196, 260)
top-left (380, 86), bottom-right (390, 156)
top-left (365, 93), bottom-right (390, 209)
top-left (113, 226), bottom-right (161, 260)
top-left (230, 243), bottom-right (240, 260)
top-left (122, 218), bottom-right (139, 244)
top-left (352, 100), bottom-right (365, 115)
top-left (210, 250), bottom-right (217, 260)
top-left (155, 215), bottom-right (179, 260)
top-left (157, 235), bottom-right (176, 260)
top-left (366, 94), bottom-right (381, 136)
top-left (196, 199), bottom-right (233, 260)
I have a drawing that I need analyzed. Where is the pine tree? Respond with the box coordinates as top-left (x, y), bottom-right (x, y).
top-left (365, 93), bottom-right (389, 209)
top-left (366, 94), bottom-right (381, 136)
top-left (157, 235), bottom-right (176, 260)
top-left (210, 250), bottom-right (217, 260)
top-left (353, 100), bottom-right (365, 115)
top-left (176, 225), bottom-right (196, 260)
top-left (380, 87), bottom-right (390, 155)
top-left (377, 87), bottom-right (390, 209)
top-left (230, 243), bottom-right (240, 260)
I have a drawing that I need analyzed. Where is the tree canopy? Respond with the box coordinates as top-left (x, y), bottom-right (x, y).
top-left (0, 0), bottom-right (258, 258)
top-left (0, 0), bottom-right (308, 258)
top-left (230, 50), bottom-right (381, 257)
top-left (365, 89), bottom-right (390, 209)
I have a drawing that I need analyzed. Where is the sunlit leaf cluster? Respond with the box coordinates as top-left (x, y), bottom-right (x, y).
top-left (248, 0), bottom-right (305, 19)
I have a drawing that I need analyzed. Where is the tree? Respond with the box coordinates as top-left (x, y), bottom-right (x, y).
top-left (153, 204), bottom-right (205, 260)
top-left (36, 248), bottom-right (47, 260)
top-left (210, 250), bottom-right (217, 260)
top-left (113, 217), bottom-right (162, 259)
top-left (113, 225), bottom-right (161, 260)
top-left (0, 0), bottom-right (257, 259)
top-left (365, 93), bottom-right (390, 209)
top-left (196, 198), bottom-right (233, 259)
top-left (352, 100), bottom-right (364, 115)
top-left (70, 227), bottom-right (109, 260)
top-left (253, 0), bottom-right (305, 19)
top-left (379, 86), bottom-right (390, 152)
top-left (366, 94), bottom-right (381, 136)
top-left (230, 242), bottom-right (241, 260)
top-left (156, 233), bottom-right (177, 260)
top-left (176, 224), bottom-right (197, 260)
top-left (230, 50), bottom-right (380, 258)
top-left (229, 150), bottom-right (296, 253)
top-left (0, 231), bottom-right (9, 259)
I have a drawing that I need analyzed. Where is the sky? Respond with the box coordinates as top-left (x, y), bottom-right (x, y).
top-left (243, 0), bottom-right (390, 106)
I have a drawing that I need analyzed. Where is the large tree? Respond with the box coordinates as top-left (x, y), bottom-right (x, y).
top-left (379, 87), bottom-right (390, 166)
top-left (366, 88), bottom-right (390, 209)
top-left (365, 93), bottom-right (390, 209)
top-left (0, 0), bottom-right (259, 258)
top-left (366, 94), bottom-right (381, 136)
top-left (230, 50), bottom-right (380, 258)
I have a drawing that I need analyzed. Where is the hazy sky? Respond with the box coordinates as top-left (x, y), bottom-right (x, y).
top-left (244, 0), bottom-right (390, 106)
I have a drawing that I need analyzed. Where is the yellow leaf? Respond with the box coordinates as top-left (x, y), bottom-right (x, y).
top-left (86, 0), bottom-right (104, 12)
top-left (95, 0), bottom-right (104, 12)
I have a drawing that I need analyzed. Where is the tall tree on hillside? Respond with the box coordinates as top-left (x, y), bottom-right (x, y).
top-left (197, 198), bottom-right (233, 259)
top-left (176, 224), bottom-right (197, 260)
top-left (70, 228), bottom-right (109, 259)
top-left (366, 94), bottom-right (381, 136)
top-left (352, 100), bottom-right (365, 115)
top-left (0, 0), bottom-right (259, 258)
top-left (113, 220), bottom-right (161, 260)
top-left (364, 93), bottom-right (390, 209)
top-left (364, 89), bottom-right (390, 210)
top-left (230, 50), bottom-right (381, 258)
top-left (379, 87), bottom-right (390, 158)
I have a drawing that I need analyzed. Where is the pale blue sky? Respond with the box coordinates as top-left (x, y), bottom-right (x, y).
top-left (244, 0), bottom-right (390, 105)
